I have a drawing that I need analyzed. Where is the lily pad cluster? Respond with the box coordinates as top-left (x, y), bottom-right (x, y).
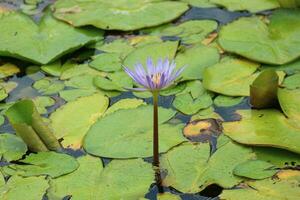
top-left (0, 0), bottom-right (300, 199)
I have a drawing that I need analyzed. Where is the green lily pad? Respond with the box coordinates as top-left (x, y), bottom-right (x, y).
top-left (95, 159), bottom-right (154, 199)
top-left (214, 95), bottom-right (244, 107)
top-left (161, 140), bottom-right (255, 193)
top-left (89, 53), bottom-right (122, 72)
top-left (48, 155), bottom-right (103, 200)
top-left (218, 9), bottom-right (300, 65)
top-left (175, 44), bottom-right (220, 81)
top-left (152, 20), bottom-right (218, 44)
top-left (250, 69), bottom-right (279, 109)
top-left (191, 106), bottom-right (223, 121)
top-left (181, 0), bottom-right (216, 8)
top-left (210, 0), bottom-right (279, 12)
top-left (0, 133), bottom-right (27, 162)
top-left (50, 93), bottom-right (109, 149)
top-left (60, 63), bottom-right (103, 80)
top-left (53, 0), bottom-right (189, 31)
top-left (93, 71), bottom-right (133, 92)
top-left (0, 10), bottom-right (101, 64)
top-left (93, 39), bottom-right (134, 58)
top-left (124, 41), bottom-right (179, 70)
top-left (223, 109), bottom-right (300, 154)
top-left (4, 151), bottom-right (78, 178)
top-left (33, 96), bottom-right (55, 114)
top-left (33, 78), bottom-right (65, 95)
top-left (220, 170), bottom-right (300, 200)
top-left (278, 88), bottom-right (300, 122)
top-left (253, 147), bottom-right (300, 168)
top-left (0, 63), bottom-right (20, 78)
top-left (233, 160), bottom-right (277, 180)
top-left (282, 73), bottom-right (300, 89)
top-left (0, 88), bottom-right (7, 101)
top-left (64, 74), bottom-right (96, 90)
top-left (59, 89), bottom-right (96, 102)
top-left (157, 192), bottom-right (181, 200)
top-left (160, 82), bottom-right (186, 96)
top-left (105, 98), bottom-right (146, 116)
top-left (41, 61), bottom-right (62, 77)
top-left (84, 105), bottom-right (186, 158)
top-left (173, 92), bottom-right (213, 115)
top-left (0, 175), bottom-right (49, 200)
top-left (203, 57), bottom-right (260, 96)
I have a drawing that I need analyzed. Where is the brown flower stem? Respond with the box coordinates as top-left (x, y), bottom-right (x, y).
top-left (152, 91), bottom-right (159, 167)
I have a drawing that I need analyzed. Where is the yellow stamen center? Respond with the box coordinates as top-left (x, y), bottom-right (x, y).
top-left (152, 73), bottom-right (161, 86)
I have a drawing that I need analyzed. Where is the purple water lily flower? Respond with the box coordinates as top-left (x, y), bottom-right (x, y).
top-left (123, 58), bottom-right (185, 92)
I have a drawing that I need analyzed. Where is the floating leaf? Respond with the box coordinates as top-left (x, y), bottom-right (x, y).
top-left (93, 71), bottom-right (133, 92)
top-left (33, 96), bottom-right (55, 114)
top-left (59, 89), bottom-right (96, 102)
top-left (0, 133), bottom-right (27, 162)
top-left (223, 109), bottom-right (300, 154)
top-left (4, 151), bottom-right (78, 178)
top-left (0, 63), bottom-right (20, 78)
top-left (181, 0), bottom-right (216, 8)
top-left (250, 69), bottom-right (279, 109)
top-left (220, 170), bottom-right (300, 200)
top-left (218, 9), bottom-right (300, 64)
top-left (53, 0), bottom-right (189, 31)
top-left (203, 57), bottom-right (260, 96)
top-left (278, 88), bottom-right (300, 122)
top-left (161, 140), bottom-right (254, 193)
top-left (233, 160), bottom-right (277, 180)
top-left (84, 105), bottom-right (186, 158)
top-left (50, 93), bottom-right (109, 149)
top-left (93, 39), bottom-right (134, 58)
top-left (282, 73), bottom-right (300, 89)
top-left (6, 100), bottom-right (61, 152)
top-left (0, 175), bottom-right (49, 200)
top-left (0, 10), bottom-right (101, 64)
top-left (105, 98), bottom-right (146, 116)
top-left (191, 106), bottom-right (223, 121)
top-left (157, 192), bottom-right (181, 200)
top-left (183, 119), bottom-right (222, 142)
top-left (152, 20), bottom-right (218, 44)
top-left (175, 44), bottom-right (220, 81)
top-left (47, 155), bottom-right (103, 200)
top-left (210, 0), bottom-right (279, 12)
top-left (124, 41), bottom-right (179, 70)
top-left (89, 53), bottom-right (122, 72)
top-left (253, 147), bottom-right (300, 168)
top-left (41, 61), bottom-right (62, 77)
top-left (173, 92), bottom-right (212, 115)
top-left (214, 95), bottom-right (244, 107)
top-left (33, 78), bottom-right (65, 95)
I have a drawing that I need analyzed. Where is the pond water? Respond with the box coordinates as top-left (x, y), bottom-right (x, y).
top-left (0, 1), bottom-right (299, 200)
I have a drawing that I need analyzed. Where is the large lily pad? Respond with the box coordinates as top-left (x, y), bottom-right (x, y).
top-left (161, 140), bottom-right (255, 193)
top-left (84, 105), bottom-right (186, 158)
top-left (174, 44), bottom-right (220, 81)
top-left (0, 10), bottom-right (101, 64)
top-left (0, 175), bottom-right (49, 200)
top-left (223, 109), bottom-right (300, 154)
top-left (94, 159), bottom-right (154, 199)
top-left (203, 57), bottom-right (260, 96)
top-left (218, 9), bottom-right (300, 65)
top-left (0, 133), bottom-right (27, 162)
top-left (48, 155), bottom-right (103, 200)
top-left (210, 0), bottom-right (279, 12)
top-left (124, 41), bottom-right (179, 70)
top-left (53, 0), bottom-right (189, 31)
top-left (220, 170), bottom-right (300, 200)
top-left (50, 93), bottom-right (109, 149)
top-left (4, 151), bottom-right (78, 178)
